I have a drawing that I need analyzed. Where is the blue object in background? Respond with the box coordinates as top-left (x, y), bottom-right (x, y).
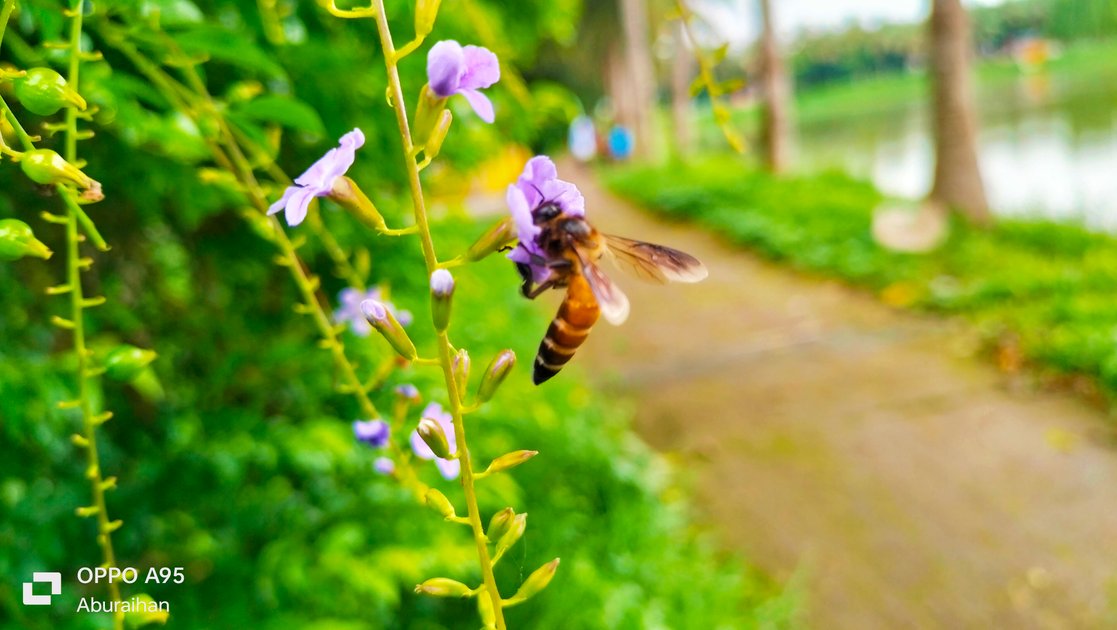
top-left (608, 125), bottom-right (634, 161)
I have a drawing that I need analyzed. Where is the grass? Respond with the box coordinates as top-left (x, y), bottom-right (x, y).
top-left (604, 158), bottom-right (1117, 403)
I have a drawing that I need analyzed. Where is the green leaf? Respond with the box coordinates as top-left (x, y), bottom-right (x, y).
top-left (232, 96), bottom-right (325, 136)
top-left (171, 26), bottom-right (286, 78)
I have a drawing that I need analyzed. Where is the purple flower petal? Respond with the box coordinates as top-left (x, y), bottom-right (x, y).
top-left (459, 89), bottom-right (495, 124)
top-left (435, 458), bottom-right (461, 480)
top-left (374, 457), bottom-right (395, 475)
top-left (427, 40), bottom-right (465, 98)
top-left (459, 45), bottom-right (500, 91)
top-left (282, 186), bottom-right (317, 227)
top-left (354, 419), bottom-right (390, 448)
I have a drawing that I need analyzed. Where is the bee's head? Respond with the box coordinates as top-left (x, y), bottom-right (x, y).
top-left (533, 202), bottom-right (562, 224)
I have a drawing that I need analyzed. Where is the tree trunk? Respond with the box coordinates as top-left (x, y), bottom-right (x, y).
top-left (618, 0), bottom-right (656, 159)
top-left (671, 21), bottom-right (693, 156)
top-left (758, 0), bottom-right (792, 173)
top-left (929, 0), bottom-right (991, 223)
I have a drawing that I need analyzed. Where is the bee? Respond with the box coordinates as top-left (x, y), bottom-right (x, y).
top-left (516, 201), bottom-right (708, 385)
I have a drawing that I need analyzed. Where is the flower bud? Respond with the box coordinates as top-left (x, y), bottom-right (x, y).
top-left (510, 559), bottom-right (560, 603)
top-left (495, 512), bottom-right (527, 556)
top-left (417, 417), bottom-right (453, 460)
top-left (429, 269), bottom-right (454, 332)
top-left (452, 349), bottom-right (470, 393)
top-left (414, 0), bottom-right (442, 37)
top-left (477, 350), bottom-right (515, 402)
top-left (19, 149), bottom-right (102, 200)
top-left (395, 383), bottom-right (421, 403)
top-left (423, 109), bottom-right (452, 161)
top-left (425, 488), bottom-right (456, 519)
top-left (13, 67), bottom-right (87, 116)
top-left (484, 450), bottom-right (538, 475)
top-left (328, 176), bottom-right (388, 232)
top-left (465, 218), bottom-right (516, 262)
top-left (0, 219), bottom-right (52, 260)
top-left (413, 83), bottom-right (449, 148)
top-left (415, 577), bottom-right (472, 598)
top-left (103, 345), bottom-right (157, 382)
top-left (486, 507), bottom-right (516, 542)
top-left (362, 299), bottom-right (417, 361)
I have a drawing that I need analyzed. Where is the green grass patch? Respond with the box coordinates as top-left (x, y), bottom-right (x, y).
top-left (605, 158), bottom-right (1117, 399)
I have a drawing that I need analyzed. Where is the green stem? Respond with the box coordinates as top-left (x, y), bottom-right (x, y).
top-left (63, 2), bottom-right (123, 628)
top-left (371, 3), bottom-right (506, 628)
top-left (0, 92), bottom-right (36, 151)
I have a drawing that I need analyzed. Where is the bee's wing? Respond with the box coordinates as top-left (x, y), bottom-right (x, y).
top-left (574, 248), bottom-right (630, 326)
top-left (602, 234), bottom-right (709, 284)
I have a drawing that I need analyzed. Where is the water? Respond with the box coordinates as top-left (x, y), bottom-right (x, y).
top-left (795, 65), bottom-right (1117, 230)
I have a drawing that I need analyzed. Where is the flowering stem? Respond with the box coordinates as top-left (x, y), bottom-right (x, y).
top-left (61, 2), bottom-right (123, 628)
top-left (371, 3), bottom-right (506, 627)
top-left (96, 22), bottom-right (430, 497)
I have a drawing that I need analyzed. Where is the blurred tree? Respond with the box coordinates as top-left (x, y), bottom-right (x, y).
top-left (757, 0), bottom-right (791, 173)
top-left (616, 0), bottom-right (657, 158)
top-left (929, 0), bottom-right (991, 223)
top-left (670, 20), bottom-right (694, 156)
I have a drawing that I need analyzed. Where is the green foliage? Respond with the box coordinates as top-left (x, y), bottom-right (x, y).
top-left (606, 158), bottom-right (1117, 399)
top-left (0, 1), bottom-right (793, 628)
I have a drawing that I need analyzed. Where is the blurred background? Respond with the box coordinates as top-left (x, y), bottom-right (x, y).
top-left (2, 0), bottom-right (1117, 628)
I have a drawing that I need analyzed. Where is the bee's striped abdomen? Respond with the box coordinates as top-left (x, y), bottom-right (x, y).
top-left (533, 275), bottom-right (599, 385)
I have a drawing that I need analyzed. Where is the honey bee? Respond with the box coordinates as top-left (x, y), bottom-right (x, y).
top-left (516, 201), bottom-right (708, 384)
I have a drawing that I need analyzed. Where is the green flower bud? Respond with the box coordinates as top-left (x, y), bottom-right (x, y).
top-left (477, 350), bottom-right (515, 402)
top-left (328, 176), bottom-right (388, 232)
top-left (423, 109), bottom-right (452, 161)
top-left (484, 450), bottom-right (538, 476)
top-left (104, 345), bottom-right (157, 381)
top-left (13, 67), bottom-right (87, 116)
top-left (20, 149), bottom-right (103, 201)
top-left (465, 218), bottom-right (516, 262)
top-left (486, 507), bottom-right (515, 543)
top-left (495, 513), bottom-right (527, 557)
top-left (414, 577), bottom-right (473, 598)
top-left (0, 219), bottom-right (52, 260)
top-left (425, 488), bottom-right (456, 519)
top-left (362, 299), bottom-right (417, 361)
top-left (412, 83), bottom-right (449, 149)
top-left (508, 558), bottom-right (560, 604)
top-left (417, 418), bottom-right (453, 460)
top-left (414, 0), bottom-right (442, 37)
top-left (429, 269), bottom-right (454, 332)
top-left (452, 349), bottom-right (470, 393)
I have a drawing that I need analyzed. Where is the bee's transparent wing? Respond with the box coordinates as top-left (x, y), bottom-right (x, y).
top-left (575, 249), bottom-right (630, 326)
top-left (603, 234), bottom-right (709, 284)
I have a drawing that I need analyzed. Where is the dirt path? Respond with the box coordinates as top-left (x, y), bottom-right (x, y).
top-left (558, 162), bottom-right (1117, 629)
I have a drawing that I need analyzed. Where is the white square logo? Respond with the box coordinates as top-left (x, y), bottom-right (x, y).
top-left (22, 572), bottom-right (61, 606)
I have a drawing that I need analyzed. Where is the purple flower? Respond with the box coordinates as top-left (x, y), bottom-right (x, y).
top-left (409, 402), bottom-right (460, 480)
top-left (354, 419), bottom-right (390, 448)
top-left (506, 156), bottom-right (586, 284)
top-left (427, 41), bottom-right (500, 123)
top-left (395, 383), bottom-right (421, 402)
top-left (335, 287), bottom-right (412, 336)
top-left (268, 128), bottom-right (365, 227)
top-left (374, 457), bottom-right (395, 475)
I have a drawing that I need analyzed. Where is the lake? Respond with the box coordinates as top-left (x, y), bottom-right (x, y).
top-left (792, 54), bottom-right (1117, 230)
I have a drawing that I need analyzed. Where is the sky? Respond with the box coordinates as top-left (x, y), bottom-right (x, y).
top-left (695, 0), bottom-right (1008, 47)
